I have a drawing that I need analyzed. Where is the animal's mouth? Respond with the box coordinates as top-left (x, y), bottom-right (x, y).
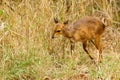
top-left (52, 36), bottom-right (54, 39)
top-left (52, 33), bottom-right (58, 39)
top-left (52, 35), bottom-right (58, 39)
top-left (52, 34), bottom-right (55, 39)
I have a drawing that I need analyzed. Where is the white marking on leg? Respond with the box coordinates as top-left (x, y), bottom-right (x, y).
top-left (96, 49), bottom-right (99, 63)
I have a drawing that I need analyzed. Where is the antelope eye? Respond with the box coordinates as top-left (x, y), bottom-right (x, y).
top-left (56, 30), bottom-right (61, 32)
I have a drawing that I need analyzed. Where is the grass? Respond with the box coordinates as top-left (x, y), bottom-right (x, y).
top-left (0, 0), bottom-right (120, 80)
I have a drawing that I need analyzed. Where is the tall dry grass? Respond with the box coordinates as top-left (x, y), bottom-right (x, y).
top-left (0, 0), bottom-right (120, 80)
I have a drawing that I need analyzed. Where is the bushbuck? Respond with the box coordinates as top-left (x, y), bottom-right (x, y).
top-left (52, 16), bottom-right (106, 63)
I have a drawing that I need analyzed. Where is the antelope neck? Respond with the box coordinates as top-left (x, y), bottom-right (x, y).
top-left (62, 27), bottom-right (73, 38)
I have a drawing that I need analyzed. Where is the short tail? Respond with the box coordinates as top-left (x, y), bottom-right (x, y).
top-left (102, 18), bottom-right (110, 27)
top-left (102, 22), bottom-right (106, 29)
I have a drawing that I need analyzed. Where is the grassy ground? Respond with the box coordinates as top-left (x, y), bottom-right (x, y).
top-left (0, 0), bottom-right (120, 80)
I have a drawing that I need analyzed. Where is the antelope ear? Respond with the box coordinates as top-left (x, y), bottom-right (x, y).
top-left (63, 20), bottom-right (69, 25)
top-left (54, 18), bottom-right (59, 23)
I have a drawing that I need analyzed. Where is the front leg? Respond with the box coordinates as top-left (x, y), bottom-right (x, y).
top-left (70, 41), bottom-right (75, 55)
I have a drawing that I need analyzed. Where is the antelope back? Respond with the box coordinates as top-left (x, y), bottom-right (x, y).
top-left (70, 16), bottom-right (105, 41)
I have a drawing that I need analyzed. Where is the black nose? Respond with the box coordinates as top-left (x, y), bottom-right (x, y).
top-left (52, 36), bottom-right (54, 39)
top-left (52, 35), bottom-right (54, 39)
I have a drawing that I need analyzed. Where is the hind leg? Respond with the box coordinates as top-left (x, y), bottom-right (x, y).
top-left (70, 41), bottom-right (75, 55)
top-left (94, 36), bottom-right (102, 63)
top-left (83, 41), bottom-right (94, 60)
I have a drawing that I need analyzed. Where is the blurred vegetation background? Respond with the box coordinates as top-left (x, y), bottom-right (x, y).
top-left (0, 0), bottom-right (120, 80)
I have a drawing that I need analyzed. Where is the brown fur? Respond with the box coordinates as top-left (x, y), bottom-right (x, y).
top-left (52, 16), bottom-right (106, 64)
